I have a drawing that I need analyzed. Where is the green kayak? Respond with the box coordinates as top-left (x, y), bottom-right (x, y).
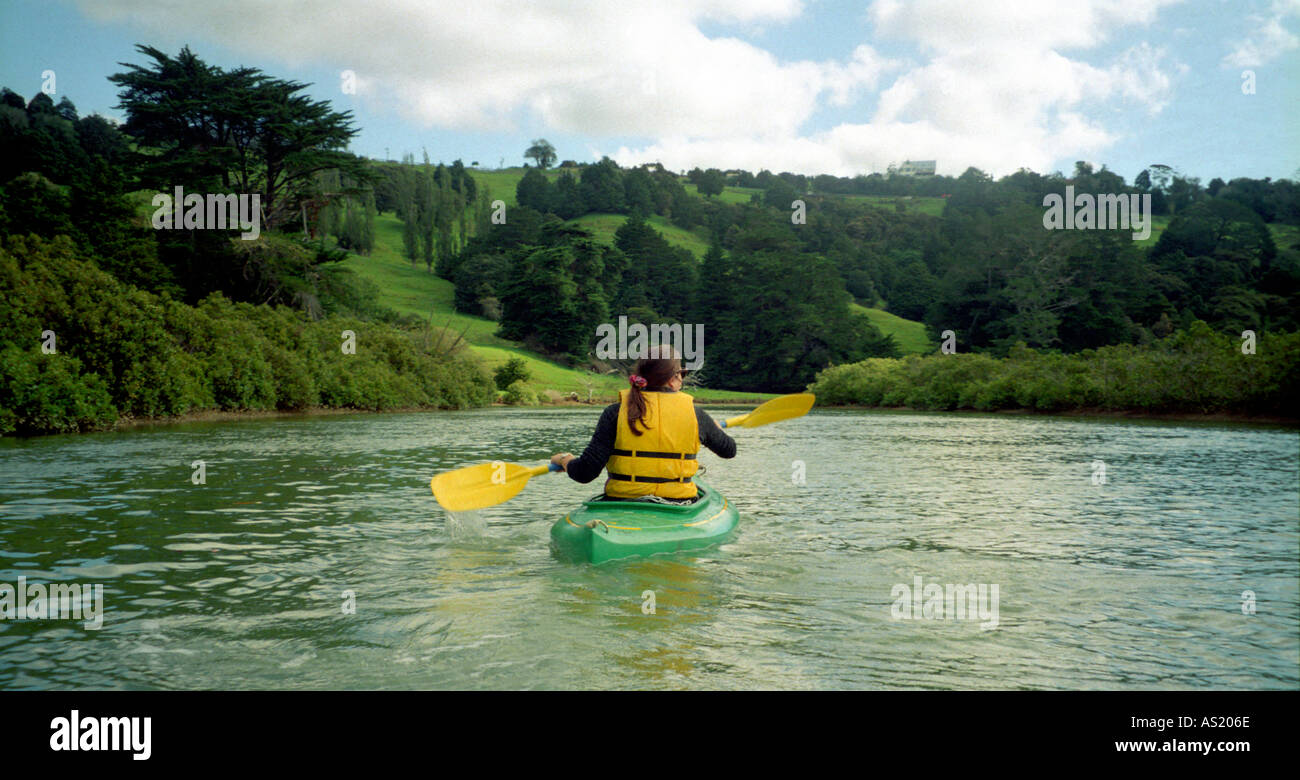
top-left (549, 480), bottom-right (739, 564)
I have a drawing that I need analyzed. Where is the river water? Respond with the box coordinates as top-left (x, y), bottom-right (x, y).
top-left (1, 408), bottom-right (1296, 690)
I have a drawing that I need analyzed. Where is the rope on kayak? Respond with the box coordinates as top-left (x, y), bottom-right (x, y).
top-left (636, 494), bottom-right (698, 505)
top-left (584, 518), bottom-right (610, 533)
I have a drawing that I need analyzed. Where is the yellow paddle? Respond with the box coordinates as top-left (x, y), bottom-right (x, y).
top-left (431, 461), bottom-right (563, 512)
top-left (430, 393), bottom-right (816, 511)
top-left (721, 392), bottom-right (816, 429)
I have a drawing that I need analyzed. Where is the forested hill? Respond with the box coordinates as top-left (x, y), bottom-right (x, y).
top-left (438, 161), bottom-right (1297, 393)
top-left (1, 44), bottom-right (1298, 434)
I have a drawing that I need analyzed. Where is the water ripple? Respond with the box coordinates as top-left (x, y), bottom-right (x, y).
top-left (0, 409), bottom-right (1295, 689)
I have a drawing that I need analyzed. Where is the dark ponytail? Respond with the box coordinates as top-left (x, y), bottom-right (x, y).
top-left (626, 354), bottom-right (681, 436)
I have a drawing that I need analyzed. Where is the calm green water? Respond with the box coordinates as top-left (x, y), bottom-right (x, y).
top-left (1, 408), bottom-right (1297, 690)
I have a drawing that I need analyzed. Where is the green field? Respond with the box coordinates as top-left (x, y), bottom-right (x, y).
top-left (464, 166), bottom-right (565, 208)
top-left (838, 194), bottom-right (948, 218)
top-left (568, 212), bottom-right (711, 258)
top-left (1268, 221), bottom-right (1300, 250)
top-left (469, 168), bottom-right (524, 208)
top-left (1132, 215), bottom-right (1296, 248)
top-left (474, 168), bottom-right (763, 211)
top-left (850, 303), bottom-right (934, 354)
top-left (681, 182), bottom-right (764, 205)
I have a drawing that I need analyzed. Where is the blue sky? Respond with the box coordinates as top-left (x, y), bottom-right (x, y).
top-left (1, 0), bottom-right (1296, 183)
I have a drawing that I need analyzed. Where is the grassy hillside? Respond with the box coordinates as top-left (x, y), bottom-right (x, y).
top-left (469, 166), bottom-right (572, 208)
top-left (681, 183), bottom-right (764, 205)
top-left (569, 212), bottom-right (711, 258)
top-left (468, 167), bottom-right (532, 208)
top-left (839, 194), bottom-right (948, 218)
top-left (1268, 221), bottom-right (1299, 249)
top-left (340, 214), bottom-right (503, 341)
top-left (850, 303), bottom-right (934, 354)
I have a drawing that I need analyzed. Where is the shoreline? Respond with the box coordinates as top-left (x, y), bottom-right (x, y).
top-left (814, 404), bottom-right (1299, 426)
top-left (100, 397), bottom-right (773, 432)
top-left (84, 400), bottom-right (1300, 433)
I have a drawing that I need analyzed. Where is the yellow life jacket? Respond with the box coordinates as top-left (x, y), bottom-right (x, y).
top-left (606, 389), bottom-right (699, 499)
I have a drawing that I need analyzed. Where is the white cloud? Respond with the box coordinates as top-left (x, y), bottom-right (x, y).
top-left (77, 0), bottom-right (1184, 177)
top-left (1222, 0), bottom-right (1300, 67)
top-left (868, 0), bottom-right (1180, 51)
top-left (76, 0), bottom-right (881, 140)
top-left (619, 1), bottom-right (1184, 176)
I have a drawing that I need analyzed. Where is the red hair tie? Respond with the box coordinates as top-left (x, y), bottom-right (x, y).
top-left (629, 374), bottom-right (648, 389)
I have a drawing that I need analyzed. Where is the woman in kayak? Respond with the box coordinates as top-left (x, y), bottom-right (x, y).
top-left (550, 349), bottom-right (735, 503)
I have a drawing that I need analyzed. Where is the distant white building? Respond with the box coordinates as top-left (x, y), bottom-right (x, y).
top-left (890, 160), bottom-right (937, 177)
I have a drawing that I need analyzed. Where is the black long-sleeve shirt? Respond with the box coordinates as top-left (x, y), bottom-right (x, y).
top-left (565, 390), bottom-right (736, 484)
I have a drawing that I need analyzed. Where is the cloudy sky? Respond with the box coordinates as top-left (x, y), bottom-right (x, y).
top-left (1, 0), bottom-right (1296, 182)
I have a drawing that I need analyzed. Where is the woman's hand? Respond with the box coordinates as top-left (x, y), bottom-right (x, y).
top-left (550, 452), bottom-right (575, 471)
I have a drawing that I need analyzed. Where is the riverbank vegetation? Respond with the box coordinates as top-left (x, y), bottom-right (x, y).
top-left (0, 235), bottom-right (494, 435)
top-left (810, 322), bottom-right (1298, 416)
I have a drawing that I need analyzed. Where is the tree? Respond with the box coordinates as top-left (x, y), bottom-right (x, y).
top-left (614, 213), bottom-right (695, 321)
top-left (763, 178), bottom-right (798, 210)
top-left (554, 172), bottom-right (586, 218)
top-left (889, 260), bottom-right (939, 322)
top-left (697, 168), bottom-right (726, 198)
top-left (494, 356), bottom-right (531, 389)
top-left (1151, 199), bottom-right (1276, 282)
top-left (401, 199), bottom-right (419, 266)
top-left (525, 139), bottom-right (556, 169)
top-left (454, 252), bottom-right (510, 318)
top-left (75, 115), bottom-right (130, 167)
top-left (416, 166), bottom-right (436, 270)
top-left (1167, 175), bottom-right (1203, 214)
top-left (497, 246), bottom-right (586, 358)
top-left (580, 157), bottom-right (625, 213)
top-left (55, 96), bottom-right (78, 122)
top-left (516, 167), bottom-right (555, 213)
top-left (0, 172), bottom-right (75, 239)
top-left (699, 245), bottom-right (896, 392)
top-left (109, 45), bottom-right (363, 231)
top-left (623, 167), bottom-right (655, 213)
top-left (26, 92), bottom-right (57, 117)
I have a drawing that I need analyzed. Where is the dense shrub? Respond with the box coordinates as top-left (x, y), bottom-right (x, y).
top-left (810, 322), bottom-right (1299, 416)
top-left (0, 346), bottom-right (116, 434)
top-left (502, 380), bottom-right (539, 406)
top-left (0, 235), bottom-right (496, 434)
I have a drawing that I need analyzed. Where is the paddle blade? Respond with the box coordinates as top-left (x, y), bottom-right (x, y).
top-left (431, 462), bottom-right (551, 511)
top-left (724, 393), bottom-right (816, 429)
